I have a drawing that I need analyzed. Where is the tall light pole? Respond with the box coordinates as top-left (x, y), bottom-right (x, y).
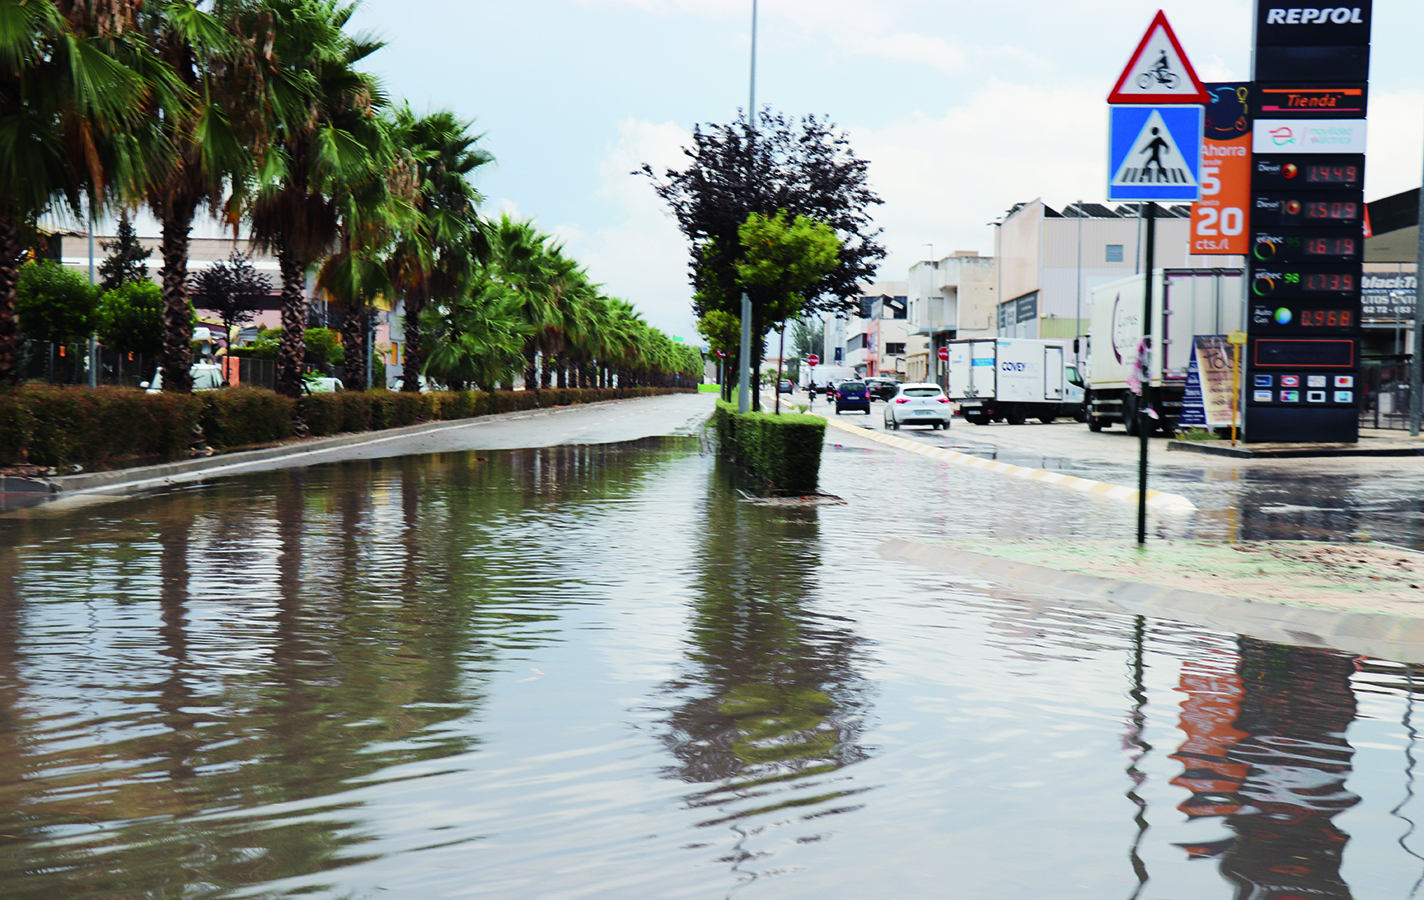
top-left (1412, 147), bottom-right (1424, 435)
top-left (736, 0), bottom-right (758, 413)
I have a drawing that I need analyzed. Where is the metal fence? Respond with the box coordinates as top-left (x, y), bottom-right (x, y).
top-left (1359, 358), bottom-right (1413, 430)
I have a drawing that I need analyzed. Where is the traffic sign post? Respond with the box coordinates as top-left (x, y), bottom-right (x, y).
top-left (937, 346), bottom-right (949, 361)
top-left (807, 353), bottom-right (819, 367)
top-left (1107, 11), bottom-right (1205, 545)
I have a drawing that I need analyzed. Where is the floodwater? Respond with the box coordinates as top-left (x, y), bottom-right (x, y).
top-left (2, 434), bottom-right (1424, 898)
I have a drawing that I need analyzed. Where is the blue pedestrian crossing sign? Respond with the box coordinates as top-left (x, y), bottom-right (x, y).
top-left (1107, 105), bottom-right (1203, 201)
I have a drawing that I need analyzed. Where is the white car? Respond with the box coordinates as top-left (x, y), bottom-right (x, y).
top-left (884, 382), bottom-right (953, 430)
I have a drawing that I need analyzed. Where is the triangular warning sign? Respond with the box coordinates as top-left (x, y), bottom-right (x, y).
top-left (1108, 11), bottom-right (1208, 104)
top-left (1111, 110), bottom-right (1199, 188)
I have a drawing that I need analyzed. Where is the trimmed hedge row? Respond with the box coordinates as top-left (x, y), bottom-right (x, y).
top-left (0, 385), bottom-right (692, 468)
top-left (712, 399), bottom-right (826, 494)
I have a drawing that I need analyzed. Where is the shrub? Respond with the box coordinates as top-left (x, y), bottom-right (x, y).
top-left (200, 388), bottom-right (294, 448)
top-left (712, 399), bottom-right (825, 494)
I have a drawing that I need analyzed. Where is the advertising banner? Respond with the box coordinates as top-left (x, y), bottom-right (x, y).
top-left (1179, 335), bottom-right (1239, 428)
top-left (1192, 83), bottom-right (1251, 255)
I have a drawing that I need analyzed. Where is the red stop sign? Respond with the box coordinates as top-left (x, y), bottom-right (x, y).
top-left (807, 354), bottom-right (820, 366)
top-left (937, 346), bottom-right (949, 361)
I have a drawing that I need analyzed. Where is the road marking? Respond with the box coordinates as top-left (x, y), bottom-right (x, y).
top-left (821, 414), bottom-right (1197, 512)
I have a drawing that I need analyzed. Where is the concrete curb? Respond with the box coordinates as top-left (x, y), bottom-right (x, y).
top-left (1169, 439), bottom-right (1424, 458)
top-left (45, 396), bottom-right (645, 498)
top-left (820, 412), bottom-right (1197, 512)
top-left (878, 537), bottom-right (1424, 663)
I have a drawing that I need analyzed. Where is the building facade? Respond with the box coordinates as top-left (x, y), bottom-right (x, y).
top-left (906, 252), bottom-right (997, 385)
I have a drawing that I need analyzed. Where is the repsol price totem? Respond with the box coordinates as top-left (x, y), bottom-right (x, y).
top-left (1246, 1), bottom-right (1370, 442)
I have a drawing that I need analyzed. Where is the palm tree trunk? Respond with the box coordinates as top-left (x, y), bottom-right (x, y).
top-left (160, 216), bottom-right (195, 393)
top-left (0, 215), bottom-right (22, 386)
top-left (340, 302), bottom-right (365, 391)
top-left (400, 290), bottom-right (425, 392)
top-left (523, 346), bottom-right (538, 391)
top-left (540, 350), bottom-right (553, 389)
top-left (276, 247), bottom-right (307, 400)
top-left (555, 353), bottom-right (568, 389)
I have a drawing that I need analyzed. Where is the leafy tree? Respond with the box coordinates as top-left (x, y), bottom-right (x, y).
top-left (16, 259), bottom-right (98, 345)
top-left (642, 109), bottom-right (882, 407)
top-left (790, 316), bottom-right (820, 362)
top-left (97, 280), bottom-right (182, 357)
top-left (733, 211), bottom-right (840, 321)
top-left (188, 250), bottom-right (273, 347)
top-left (98, 212), bottom-right (152, 291)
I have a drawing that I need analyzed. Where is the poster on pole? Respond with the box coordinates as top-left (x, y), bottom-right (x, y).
top-left (1191, 84), bottom-right (1251, 255)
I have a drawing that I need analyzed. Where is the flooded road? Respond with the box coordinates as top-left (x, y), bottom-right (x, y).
top-left (3, 424), bottom-right (1424, 898)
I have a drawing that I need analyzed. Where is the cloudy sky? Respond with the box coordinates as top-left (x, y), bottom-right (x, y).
top-left (348, 0), bottom-right (1424, 341)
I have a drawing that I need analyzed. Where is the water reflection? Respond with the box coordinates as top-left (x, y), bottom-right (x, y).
top-left (656, 457), bottom-right (873, 832)
top-left (1172, 640), bottom-right (1360, 899)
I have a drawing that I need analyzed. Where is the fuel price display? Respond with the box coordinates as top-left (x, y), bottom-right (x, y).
top-left (1253, 154), bottom-right (1365, 191)
top-left (1253, 231), bottom-right (1360, 262)
top-left (1252, 266), bottom-right (1359, 299)
top-left (1252, 193), bottom-right (1363, 227)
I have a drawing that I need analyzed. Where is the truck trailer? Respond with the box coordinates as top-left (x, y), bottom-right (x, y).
top-left (945, 338), bottom-right (1085, 425)
top-left (1086, 268), bottom-right (1244, 435)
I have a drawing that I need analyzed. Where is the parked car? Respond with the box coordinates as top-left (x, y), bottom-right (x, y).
top-left (884, 383), bottom-right (953, 430)
top-left (833, 380), bottom-right (871, 415)
top-left (142, 363), bottom-right (226, 393)
top-left (864, 377), bottom-right (900, 401)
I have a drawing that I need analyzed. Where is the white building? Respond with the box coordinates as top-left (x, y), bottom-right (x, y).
top-left (992, 199), bottom-right (1241, 342)
top-left (906, 252), bottom-right (996, 385)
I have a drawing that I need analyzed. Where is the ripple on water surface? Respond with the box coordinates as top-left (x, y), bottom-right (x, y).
top-left (0, 437), bottom-right (1422, 898)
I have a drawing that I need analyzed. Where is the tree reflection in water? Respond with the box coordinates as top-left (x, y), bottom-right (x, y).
top-left (654, 457), bottom-right (874, 831)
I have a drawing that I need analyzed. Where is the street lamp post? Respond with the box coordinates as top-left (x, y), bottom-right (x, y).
top-left (736, 0), bottom-right (758, 414)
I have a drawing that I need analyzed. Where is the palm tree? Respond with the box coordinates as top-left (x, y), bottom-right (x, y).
top-left (488, 215), bottom-right (559, 391)
top-left (316, 114), bottom-right (402, 391)
top-left (247, 0), bottom-right (385, 401)
top-left (420, 274), bottom-right (528, 393)
top-left (0, 0), bottom-right (175, 384)
top-left (138, 0), bottom-right (261, 394)
top-left (385, 106), bottom-right (492, 393)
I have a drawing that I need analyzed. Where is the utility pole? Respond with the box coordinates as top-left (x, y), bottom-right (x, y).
top-left (736, 0), bottom-right (757, 414)
top-left (1412, 158), bottom-right (1424, 434)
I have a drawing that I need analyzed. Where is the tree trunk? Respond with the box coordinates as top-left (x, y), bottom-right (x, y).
top-left (400, 289), bottom-right (426, 392)
top-left (523, 345), bottom-right (538, 391)
top-left (160, 215), bottom-right (195, 394)
top-left (556, 353), bottom-right (568, 389)
top-left (540, 350), bottom-right (553, 388)
top-left (340, 303), bottom-right (366, 391)
top-left (0, 215), bottom-right (21, 386)
top-left (276, 246), bottom-right (307, 400)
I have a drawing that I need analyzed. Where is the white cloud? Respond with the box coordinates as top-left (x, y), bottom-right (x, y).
top-left (552, 118), bottom-right (701, 341)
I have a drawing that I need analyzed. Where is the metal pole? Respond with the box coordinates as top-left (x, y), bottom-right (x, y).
top-left (736, 0), bottom-right (757, 414)
top-left (1411, 165), bottom-right (1424, 433)
top-left (87, 207), bottom-right (97, 388)
top-left (1075, 200), bottom-right (1083, 367)
top-left (1137, 202), bottom-right (1156, 545)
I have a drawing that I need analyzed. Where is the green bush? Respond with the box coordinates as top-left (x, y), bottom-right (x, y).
top-left (0, 385), bottom-right (695, 469)
top-left (200, 388), bottom-right (294, 448)
top-left (712, 399), bottom-right (825, 493)
top-left (16, 260), bottom-right (98, 345)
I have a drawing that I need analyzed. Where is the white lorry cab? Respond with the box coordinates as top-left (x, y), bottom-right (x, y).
top-left (806, 364), bottom-right (857, 396)
top-left (945, 338), bottom-right (1085, 425)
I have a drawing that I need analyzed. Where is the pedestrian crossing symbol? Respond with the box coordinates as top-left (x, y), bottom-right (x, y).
top-left (1107, 105), bottom-right (1203, 201)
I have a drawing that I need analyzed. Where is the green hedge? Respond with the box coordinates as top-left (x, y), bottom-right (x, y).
top-left (712, 399), bottom-right (826, 494)
top-left (0, 385), bottom-right (694, 468)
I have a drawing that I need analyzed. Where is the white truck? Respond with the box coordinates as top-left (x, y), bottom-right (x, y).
top-left (946, 338), bottom-right (1085, 425)
top-left (1086, 267), bottom-right (1244, 435)
top-left (805, 364), bottom-right (857, 396)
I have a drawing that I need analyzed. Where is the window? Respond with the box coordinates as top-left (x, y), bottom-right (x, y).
top-left (1106, 244), bottom-right (1125, 263)
top-left (886, 342), bottom-right (905, 356)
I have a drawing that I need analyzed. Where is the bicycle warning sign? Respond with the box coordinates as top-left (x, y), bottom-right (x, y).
top-left (1107, 11), bottom-right (1208, 104)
